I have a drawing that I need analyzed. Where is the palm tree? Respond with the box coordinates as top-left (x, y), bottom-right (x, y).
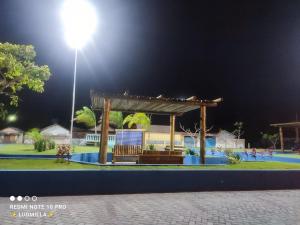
top-left (108, 111), bottom-right (124, 144)
top-left (26, 128), bottom-right (42, 143)
top-left (75, 107), bottom-right (97, 134)
top-left (76, 107), bottom-right (123, 134)
top-left (26, 128), bottom-right (43, 150)
top-left (109, 111), bottom-right (123, 129)
top-left (123, 113), bottom-right (151, 130)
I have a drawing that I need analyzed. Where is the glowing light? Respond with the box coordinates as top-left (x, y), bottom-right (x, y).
top-left (7, 114), bottom-right (17, 122)
top-left (61, 0), bottom-right (97, 49)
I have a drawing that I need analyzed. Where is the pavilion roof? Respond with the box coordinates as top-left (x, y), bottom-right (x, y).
top-left (270, 121), bottom-right (300, 128)
top-left (90, 91), bottom-right (222, 115)
top-left (0, 127), bottom-right (23, 135)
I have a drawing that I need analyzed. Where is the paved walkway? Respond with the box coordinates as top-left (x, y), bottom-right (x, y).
top-left (0, 190), bottom-right (300, 225)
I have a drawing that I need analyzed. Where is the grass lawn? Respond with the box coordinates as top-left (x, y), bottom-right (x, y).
top-left (0, 144), bottom-right (111, 155)
top-left (1, 159), bottom-right (300, 170)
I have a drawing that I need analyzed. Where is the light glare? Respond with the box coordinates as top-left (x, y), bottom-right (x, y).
top-left (61, 0), bottom-right (97, 49)
top-left (7, 114), bottom-right (17, 122)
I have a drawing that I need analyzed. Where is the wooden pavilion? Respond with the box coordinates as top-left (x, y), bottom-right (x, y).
top-left (90, 91), bottom-right (222, 164)
top-left (270, 121), bottom-right (300, 151)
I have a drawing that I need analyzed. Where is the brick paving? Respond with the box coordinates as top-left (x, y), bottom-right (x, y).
top-left (0, 190), bottom-right (300, 225)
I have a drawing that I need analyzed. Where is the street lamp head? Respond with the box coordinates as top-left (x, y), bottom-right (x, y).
top-left (7, 114), bottom-right (17, 123)
top-left (61, 0), bottom-right (97, 49)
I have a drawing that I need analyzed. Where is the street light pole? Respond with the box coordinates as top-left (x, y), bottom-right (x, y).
top-left (61, 0), bottom-right (97, 145)
top-left (70, 48), bottom-right (78, 144)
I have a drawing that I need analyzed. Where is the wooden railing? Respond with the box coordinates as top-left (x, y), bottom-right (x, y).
top-left (112, 146), bottom-right (184, 164)
top-left (113, 145), bottom-right (142, 155)
top-left (139, 150), bottom-right (184, 164)
top-left (142, 150), bottom-right (183, 156)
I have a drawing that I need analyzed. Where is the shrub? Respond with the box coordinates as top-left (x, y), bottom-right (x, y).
top-left (224, 149), bottom-right (241, 164)
top-left (227, 154), bottom-right (241, 164)
top-left (56, 144), bottom-right (71, 163)
top-left (48, 139), bottom-right (55, 149)
top-left (224, 149), bottom-right (234, 156)
top-left (27, 128), bottom-right (55, 151)
top-left (184, 148), bottom-right (190, 155)
top-left (148, 144), bottom-right (155, 150)
top-left (34, 138), bottom-right (55, 152)
top-left (185, 148), bottom-right (197, 156)
top-left (35, 138), bottom-right (46, 152)
top-left (189, 149), bottom-right (195, 155)
top-left (26, 128), bottom-right (42, 143)
top-left (211, 148), bottom-right (216, 155)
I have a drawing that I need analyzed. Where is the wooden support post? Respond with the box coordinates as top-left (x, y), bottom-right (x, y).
top-left (279, 127), bottom-right (284, 152)
top-left (142, 131), bottom-right (146, 150)
top-left (200, 105), bottom-right (206, 164)
top-left (170, 114), bottom-right (175, 151)
top-left (295, 128), bottom-right (299, 144)
top-left (99, 98), bottom-right (111, 164)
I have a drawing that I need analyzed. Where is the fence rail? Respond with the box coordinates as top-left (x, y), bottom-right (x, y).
top-left (85, 134), bottom-right (116, 146)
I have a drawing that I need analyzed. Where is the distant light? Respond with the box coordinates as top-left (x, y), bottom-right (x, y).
top-left (61, 0), bottom-right (97, 49)
top-left (7, 114), bottom-right (17, 122)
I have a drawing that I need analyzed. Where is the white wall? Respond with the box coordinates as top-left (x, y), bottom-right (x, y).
top-left (215, 137), bottom-right (245, 149)
top-left (40, 125), bottom-right (70, 144)
top-left (0, 134), bottom-right (23, 144)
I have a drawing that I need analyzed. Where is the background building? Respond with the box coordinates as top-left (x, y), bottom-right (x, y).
top-left (40, 124), bottom-right (70, 144)
top-left (214, 130), bottom-right (245, 149)
top-left (0, 127), bottom-right (23, 144)
top-left (114, 125), bottom-right (245, 149)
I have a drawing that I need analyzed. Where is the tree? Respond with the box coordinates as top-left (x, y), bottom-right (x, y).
top-left (75, 107), bottom-right (123, 134)
top-left (232, 121), bottom-right (244, 139)
top-left (180, 123), bottom-right (213, 147)
top-left (0, 43), bottom-right (51, 107)
top-left (109, 111), bottom-right (124, 144)
top-left (180, 123), bottom-right (201, 147)
top-left (75, 107), bottom-right (97, 133)
top-left (123, 113), bottom-right (151, 130)
top-left (26, 128), bottom-right (42, 143)
top-left (261, 132), bottom-right (279, 149)
top-left (109, 111), bottom-right (123, 129)
top-left (0, 103), bottom-right (7, 121)
top-left (26, 128), bottom-right (55, 151)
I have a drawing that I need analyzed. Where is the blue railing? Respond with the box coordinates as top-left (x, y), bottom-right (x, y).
top-left (85, 134), bottom-right (116, 147)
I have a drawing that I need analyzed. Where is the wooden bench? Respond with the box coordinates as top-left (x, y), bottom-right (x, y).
top-left (138, 150), bottom-right (184, 164)
top-left (112, 145), bottom-right (142, 163)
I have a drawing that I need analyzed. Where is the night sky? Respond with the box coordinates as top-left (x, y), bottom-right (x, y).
top-left (1, 0), bottom-right (300, 145)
